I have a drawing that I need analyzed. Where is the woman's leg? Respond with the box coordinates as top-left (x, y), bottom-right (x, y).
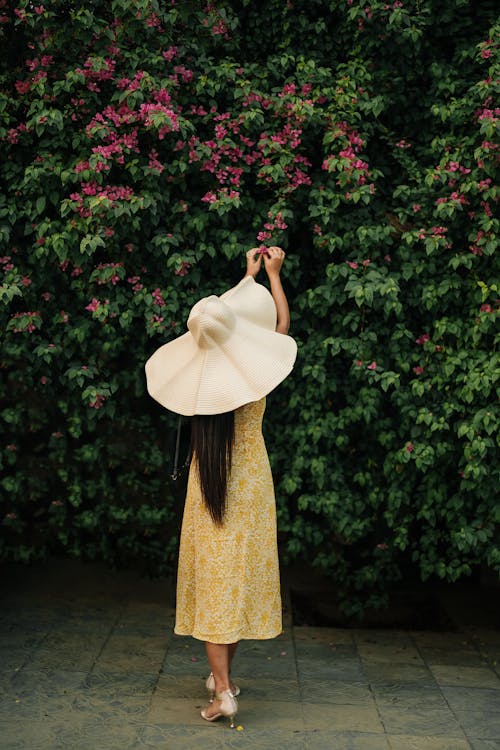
top-left (228, 641), bottom-right (238, 673)
top-left (205, 642), bottom-right (231, 693)
top-left (203, 642), bottom-right (231, 718)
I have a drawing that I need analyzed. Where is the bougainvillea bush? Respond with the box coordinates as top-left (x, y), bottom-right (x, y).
top-left (1, 0), bottom-right (498, 614)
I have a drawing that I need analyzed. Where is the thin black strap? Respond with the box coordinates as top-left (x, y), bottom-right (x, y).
top-left (172, 415), bottom-right (182, 479)
top-left (171, 416), bottom-right (192, 480)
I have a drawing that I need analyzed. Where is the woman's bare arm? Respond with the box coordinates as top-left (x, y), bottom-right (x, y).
top-left (264, 246), bottom-right (290, 334)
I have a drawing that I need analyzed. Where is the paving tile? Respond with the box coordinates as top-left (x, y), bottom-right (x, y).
top-left (0, 647), bottom-right (37, 672)
top-left (377, 705), bottom-right (465, 736)
top-left (148, 695), bottom-right (214, 725)
top-left (149, 694), bottom-right (305, 730)
top-left (387, 735), bottom-right (471, 749)
top-left (298, 656), bottom-right (365, 683)
top-left (306, 731), bottom-right (390, 749)
top-left (302, 702), bottom-right (384, 733)
top-left (11, 667), bottom-right (87, 696)
top-left (354, 631), bottom-right (415, 647)
top-left (410, 631), bottom-right (478, 650)
top-left (229, 676), bottom-right (301, 703)
top-left (429, 665), bottom-right (500, 689)
top-left (362, 661), bottom-right (436, 686)
top-left (295, 642), bottom-right (358, 660)
top-left (0, 718), bottom-right (58, 750)
top-left (96, 633), bottom-right (167, 672)
top-left (72, 692), bottom-right (151, 720)
top-left (372, 682), bottom-right (448, 710)
top-left (0, 690), bottom-right (72, 721)
top-left (84, 670), bottom-right (159, 696)
top-left (453, 711), bottom-right (500, 740)
top-left (473, 630), bottom-right (500, 646)
top-left (165, 633), bottom-right (207, 655)
top-left (6, 713), bottom-right (141, 750)
top-left (222, 728), bottom-right (308, 749)
top-left (440, 686), bottom-right (500, 713)
top-left (28, 632), bottom-right (105, 671)
top-left (0, 630), bottom-right (47, 651)
top-left (236, 635), bottom-right (295, 658)
top-left (136, 723), bottom-right (225, 748)
top-left (297, 678), bottom-right (372, 705)
top-left (293, 627), bottom-right (355, 646)
top-left (421, 647), bottom-right (489, 667)
top-left (357, 642), bottom-right (424, 666)
top-left (155, 672), bottom-right (209, 700)
top-left (161, 651), bottom-right (210, 675)
top-left (225, 653), bottom-right (298, 680)
top-left (232, 697), bottom-right (305, 730)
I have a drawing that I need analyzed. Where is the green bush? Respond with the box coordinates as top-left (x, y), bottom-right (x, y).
top-left (1, 0), bottom-right (498, 615)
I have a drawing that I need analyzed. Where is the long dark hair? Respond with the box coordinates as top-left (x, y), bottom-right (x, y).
top-left (191, 412), bottom-right (235, 526)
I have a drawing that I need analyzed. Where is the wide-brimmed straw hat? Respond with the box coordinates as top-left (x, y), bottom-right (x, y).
top-left (145, 275), bottom-right (297, 415)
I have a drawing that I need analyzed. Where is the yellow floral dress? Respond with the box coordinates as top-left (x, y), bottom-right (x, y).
top-left (174, 397), bottom-right (282, 643)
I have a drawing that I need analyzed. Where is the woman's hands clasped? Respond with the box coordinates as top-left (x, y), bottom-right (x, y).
top-left (245, 246), bottom-right (286, 279)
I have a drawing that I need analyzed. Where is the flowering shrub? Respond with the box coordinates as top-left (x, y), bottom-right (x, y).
top-left (1, 0), bottom-right (498, 614)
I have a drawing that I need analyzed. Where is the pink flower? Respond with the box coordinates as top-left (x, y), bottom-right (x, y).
top-left (51, 500), bottom-right (63, 507)
top-left (355, 359), bottom-right (363, 367)
top-left (6, 444), bottom-right (17, 451)
top-left (413, 365), bottom-right (424, 375)
top-left (5, 513), bottom-right (17, 520)
top-left (376, 543), bottom-right (389, 550)
top-left (34, 5), bottom-right (45, 14)
top-left (362, 259), bottom-right (371, 267)
top-left (346, 261), bottom-right (358, 269)
top-left (405, 442), bottom-right (414, 453)
top-left (152, 288), bottom-right (166, 306)
top-left (85, 298), bottom-right (100, 313)
top-left (415, 334), bottom-right (430, 345)
top-left (201, 191), bottom-right (217, 204)
top-left (257, 230), bottom-right (272, 242)
top-left (52, 431), bottom-right (63, 438)
top-left (40, 376), bottom-right (47, 384)
top-left (367, 361), bottom-right (377, 370)
top-left (412, 203), bottom-right (421, 213)
top-left (175, 261), bottom-right (191, 277)
top-left (89, 395), bottom-right (105, 409)
top-left (480, 304), bottom-right (492, 313)
top-left (15, 80), bottom-right (31, 95)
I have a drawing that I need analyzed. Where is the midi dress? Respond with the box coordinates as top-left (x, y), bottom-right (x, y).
top-left (174, 396), bottom-right (282, 643)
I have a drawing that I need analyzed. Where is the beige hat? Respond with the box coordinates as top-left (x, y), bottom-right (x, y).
top-left (145, 275), bottom-right (297, 415)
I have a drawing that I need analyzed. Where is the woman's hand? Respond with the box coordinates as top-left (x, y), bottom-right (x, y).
top-left (264, 246), bottom-right (285, 277)
top-left (244, 247), bottom-right (263, 278)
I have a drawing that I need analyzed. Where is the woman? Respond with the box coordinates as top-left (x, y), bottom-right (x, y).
top-left (145, 247), bottom-right (297, 727)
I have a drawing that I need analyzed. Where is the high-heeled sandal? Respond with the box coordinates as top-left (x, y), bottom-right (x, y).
top-left (201, 689), bottom-right (238, 728)
top-left (205, 672), bottom-right (240, 702)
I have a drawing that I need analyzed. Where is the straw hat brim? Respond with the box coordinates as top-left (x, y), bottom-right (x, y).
top-left (145, 314), bottom-right (297, 416)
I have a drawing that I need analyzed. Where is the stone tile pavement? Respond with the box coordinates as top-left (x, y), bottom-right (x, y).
top-left (0, 559), bottom-right (499, 749)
